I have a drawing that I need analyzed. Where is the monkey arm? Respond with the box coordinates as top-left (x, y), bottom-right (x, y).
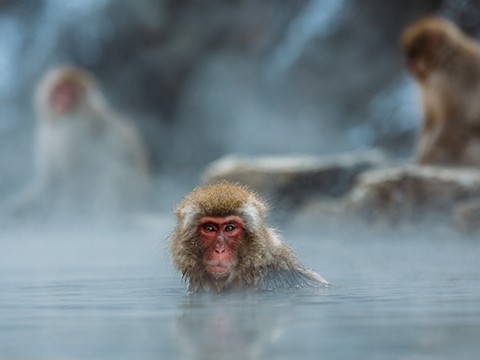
top-left (416, 106), bottom-right (436, 163)
top-left (416, 103), bottom-right (464, 164)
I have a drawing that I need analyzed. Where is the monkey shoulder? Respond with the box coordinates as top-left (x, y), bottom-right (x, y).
top-left (254, 245), bottom-right (328, 290)
top-left (256, 266), bottom-right (328, 291)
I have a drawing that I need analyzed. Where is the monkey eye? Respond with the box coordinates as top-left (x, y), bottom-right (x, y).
top-left (202, 224), bottom-right (216, 233)
top-left (224, 224), bottom-right (236, 232)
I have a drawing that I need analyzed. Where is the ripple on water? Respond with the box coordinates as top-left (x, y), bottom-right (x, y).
top-left (1, 227), bottom-right (480, 360)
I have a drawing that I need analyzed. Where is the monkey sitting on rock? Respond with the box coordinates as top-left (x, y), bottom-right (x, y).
top-left (401, 16), bottom-right (480, 166)
top-left (170, 182), bottom-right (328, 293)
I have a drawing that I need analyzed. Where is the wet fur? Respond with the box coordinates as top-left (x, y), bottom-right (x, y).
top-left (170, 182), bottom-right (328, 292)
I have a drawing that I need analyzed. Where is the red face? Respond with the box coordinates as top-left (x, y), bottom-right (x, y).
top-left (197, 216), bottom-right (244, 278)
top-left (50, 79), bottom-right (82, 115)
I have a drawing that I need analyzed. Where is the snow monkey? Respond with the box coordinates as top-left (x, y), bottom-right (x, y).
top-left (170, 182), bottom-right (328, 293)
top-left (7, 65), bottom-right (151, 220)
top-left (401, 16), bottom-right (480, 166)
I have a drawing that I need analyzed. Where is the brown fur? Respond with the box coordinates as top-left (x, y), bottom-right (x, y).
top-left (400, 16), bottom-right (480, 166)
top-left (170, 182), bottom-right (328, 292)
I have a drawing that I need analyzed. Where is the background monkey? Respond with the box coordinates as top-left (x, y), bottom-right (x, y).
top-left (6, 65), bottom-right (151, 221)
top-left (400, 16), bottom-right (480, 166)
top-left (170, 182), bottom-right (328, 293)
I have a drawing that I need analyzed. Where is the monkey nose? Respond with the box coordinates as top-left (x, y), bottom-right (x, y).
top-left (214, 238), bottom-right (226, 253)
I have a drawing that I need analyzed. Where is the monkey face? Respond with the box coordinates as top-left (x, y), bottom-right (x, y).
top-left (406, 54), bottom-right (429, 81)
top-left (197, 215), bottom-right (243, 279)
top-left (403, 34), bottom-right (438, 80)
top-left (50, 79), bottom-right (83, 116)
top-left (400, 17), bottom-right (456, 82)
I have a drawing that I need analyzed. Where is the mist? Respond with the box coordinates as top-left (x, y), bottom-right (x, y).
top-left (0, 0), bottom-right (444, 202)
top-left (1, 1), bottom-right (480, 359)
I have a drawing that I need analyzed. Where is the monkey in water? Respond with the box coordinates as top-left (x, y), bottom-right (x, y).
top-left (6, 66), bottom-right (151, 220)
top-left (170, 182), bottom-right (328, 293)
top-left (400, 16), bottom-right (480, 166)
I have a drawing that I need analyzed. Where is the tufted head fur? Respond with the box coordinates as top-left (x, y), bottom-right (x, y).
top-left (175, 181), bottom-right (267, 231)
top-left (400, 16), bottom-right (475, 81)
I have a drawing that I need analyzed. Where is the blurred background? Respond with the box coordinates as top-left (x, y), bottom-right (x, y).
top-left (3, 0), bottom-right (478, 212)
top-left (2, 2), bottom-right (480, 359)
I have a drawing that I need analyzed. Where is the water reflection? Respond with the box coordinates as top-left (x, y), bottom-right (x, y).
top-left (1, 224), bottom-right (480, 359)
top-left (173, 289), bottom-right (328, 360)
top-left (175, 295), bottom-right (283, 360)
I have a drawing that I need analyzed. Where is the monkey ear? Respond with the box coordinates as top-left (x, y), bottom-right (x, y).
top-left (176, 203), bottom-right (199, 225)
top-left (239, 196), bottom-right (267, 229)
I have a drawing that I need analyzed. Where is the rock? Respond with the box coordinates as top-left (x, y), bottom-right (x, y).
top-left (347, 165), bottom-right (480, 224)
top-left (452, 198), bottom-right (480, 234)
top-left (201, 150), bottom-right (386, 209)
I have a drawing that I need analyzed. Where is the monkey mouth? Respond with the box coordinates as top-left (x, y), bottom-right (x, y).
top-left (205, 263), bottom-right (231, 278)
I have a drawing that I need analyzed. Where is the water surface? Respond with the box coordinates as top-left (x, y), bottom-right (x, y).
top-left (1, 222), bottom-right (479, 360)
